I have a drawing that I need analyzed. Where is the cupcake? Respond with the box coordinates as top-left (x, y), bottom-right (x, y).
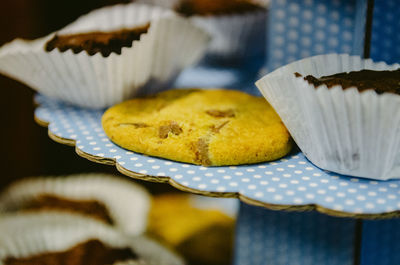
top-left (139, 0), bottom-right (267, 62)
top-left (0, 212), bottom-right (185, 265)
top-left (13, 194), bottom-right (115, 224)
top-left (256, 54), bottom-right (400, 180)
top-left (3, 239), bottom-right (139, 265)
top-left (44, 23), bottom-right (151, 57)
top-left (0, 3), bottom-right (210, 108)
top-left (0, 173), bottom-right (151, 235)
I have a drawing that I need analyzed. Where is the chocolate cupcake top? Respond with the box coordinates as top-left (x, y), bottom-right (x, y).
top-left (20, 194), bottom-right (114, 225)
top-left (296, 69), bottom-right (400, 95)
top-left (45, 23), bottom-right (150, 57)
top-left (4, 239), bottom-right (139, 265)
top-left (175, 0), bottom-right (264, 16)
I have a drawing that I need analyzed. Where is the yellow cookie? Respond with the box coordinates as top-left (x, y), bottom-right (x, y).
top-left (102, 89), bottom-right (292, 166)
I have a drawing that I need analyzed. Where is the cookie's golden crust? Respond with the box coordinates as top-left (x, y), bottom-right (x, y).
top-left (102, 89), bottom-right (292, 166)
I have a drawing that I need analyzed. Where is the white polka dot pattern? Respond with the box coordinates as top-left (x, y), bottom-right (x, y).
top-left (235, 201), bottom-right (400, 265)
top-left (235, 202), bottom-right (357, 265)
top-left (267, 0), bottom-right (366, 70)
top-left (35, 94), bottom-right (400, 216)
top-left (370, 0), bottom-right (400, 64)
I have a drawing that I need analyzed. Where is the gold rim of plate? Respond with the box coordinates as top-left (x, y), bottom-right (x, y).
top-left (34, 113), bottom-right (400, 220)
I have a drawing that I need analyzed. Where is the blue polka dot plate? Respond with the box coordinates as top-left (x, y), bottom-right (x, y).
top-left (34, 93), bottom-right (400, 219)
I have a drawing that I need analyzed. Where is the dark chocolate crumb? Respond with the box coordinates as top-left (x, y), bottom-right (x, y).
top-left (294, 72), bottom-right (302, 78)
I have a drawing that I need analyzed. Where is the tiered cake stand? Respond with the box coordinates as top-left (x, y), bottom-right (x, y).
top-left (34, 64), bottom-right (400, 265)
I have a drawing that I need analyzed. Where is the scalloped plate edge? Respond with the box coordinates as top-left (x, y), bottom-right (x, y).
top-left (34, 113), bottom-right (400, 220)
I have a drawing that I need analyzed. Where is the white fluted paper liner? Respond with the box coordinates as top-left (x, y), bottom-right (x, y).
top-left (0, 173), bottom-right (151, 235)
top-left (137, 0), bottom-right (267, 61)
top-left (0, 212), bottom-right (185, 265)
top-left (191, 11), bottom-right (266, 60)
top-left (0, 3), bottom-right (209, 108)
top-left (256, 54), bottom-right (400, 180)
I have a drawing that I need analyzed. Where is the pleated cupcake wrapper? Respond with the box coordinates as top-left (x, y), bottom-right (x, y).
top-left (0, 212), bottom-right (185, 265)
top-left (191, 11), bottom-right (266, 60)
top-left (137, 0), bottom-right (267, 61)
top-left (0, 3), bottom-right (210, 108)
top-left (256, 54), bottom-right (400, 180)
top-left (0, 173), bottom-right (151, 235)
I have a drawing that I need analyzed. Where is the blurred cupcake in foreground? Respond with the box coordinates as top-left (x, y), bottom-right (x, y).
top-left (0, 212), bottom-right (185, 265)
top-left (140, 0), bottom-right (267, 62)
top-left (256, 54), bottom-right (400, 180)
top-left (0, 3), bottom-right (210, 108)
top-left (0, 173), bottom-right (151, 235)
top-left (148, 193), bottom-right (235, 265)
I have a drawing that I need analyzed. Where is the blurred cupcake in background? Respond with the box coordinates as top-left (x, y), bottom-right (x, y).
top-left (139, 0), bottom-right (268, 63)
top-left (0, 3), bottom-right (210, 108)
top-left (0, 173), bottom-right (151, 235)
top-left (0, 212), bottom-right (185, 265)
